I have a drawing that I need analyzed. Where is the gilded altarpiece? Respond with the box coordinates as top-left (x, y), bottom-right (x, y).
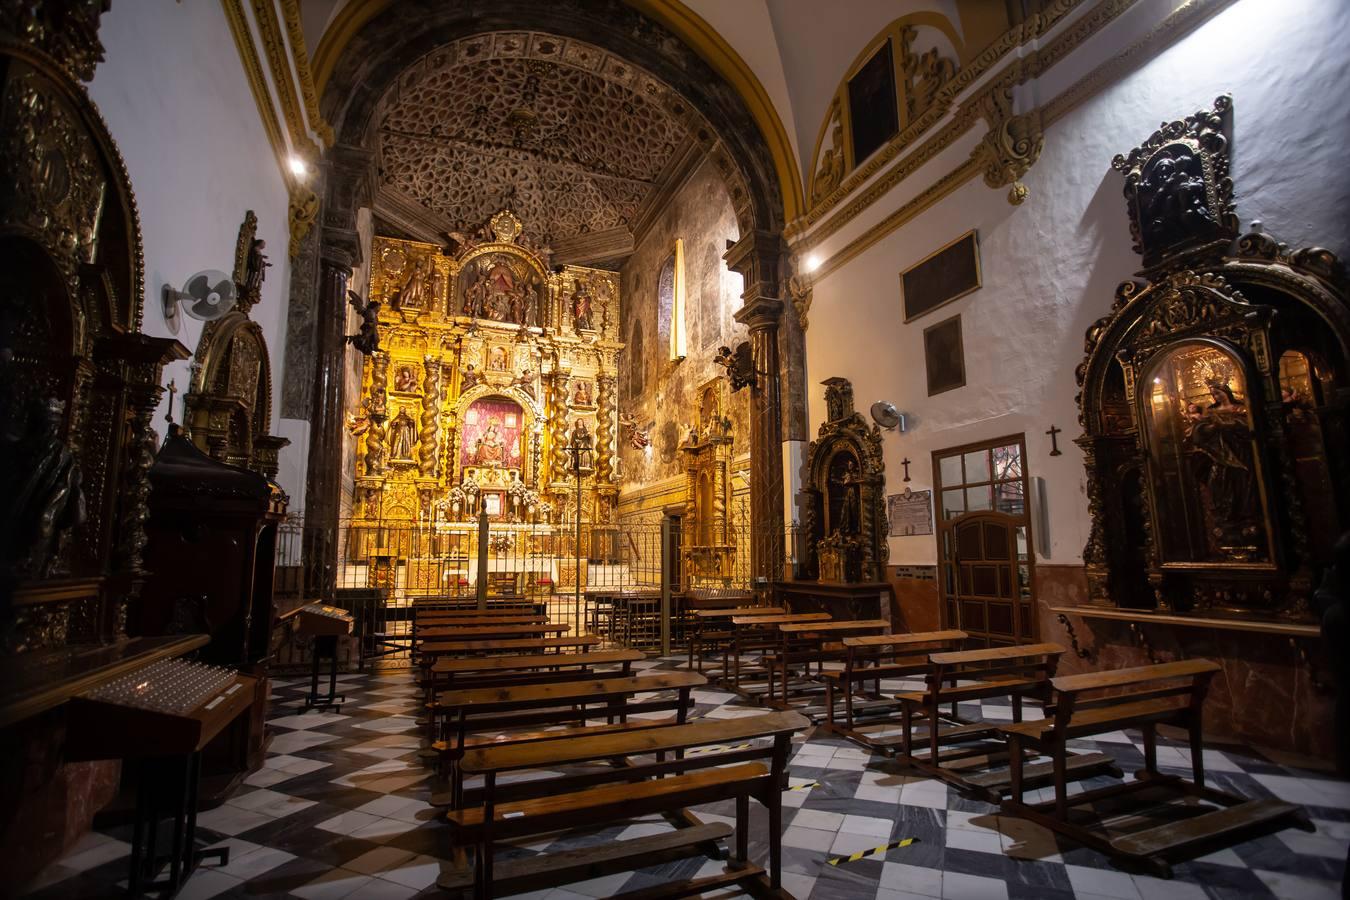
top-left (680, 378), bottom-right (737, 582)
top-left (346, 212), bottom-right (622, 593)
top-left (1077, 97), bottom-right (1349, 622)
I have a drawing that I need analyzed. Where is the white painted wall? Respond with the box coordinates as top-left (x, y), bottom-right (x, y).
top-left (804, 0), bottom-right (1350, 566)
top-left (89, 0), bottom-right (302, 500)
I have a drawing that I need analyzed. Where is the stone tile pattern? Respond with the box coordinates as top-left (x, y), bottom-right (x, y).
top-left (17, 659), bottom-right (1349, 900)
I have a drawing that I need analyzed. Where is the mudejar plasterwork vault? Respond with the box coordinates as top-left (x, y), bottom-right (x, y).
top-left (347, 210), bottom-right (622, 594)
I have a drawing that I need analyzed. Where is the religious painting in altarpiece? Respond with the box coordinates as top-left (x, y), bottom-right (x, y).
top-left (345, 211), bottom-right (623, 580)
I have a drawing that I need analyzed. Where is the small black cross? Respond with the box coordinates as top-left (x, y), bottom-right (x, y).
top-left (901, 457), bottom-right (912, 482)
top-left (1047, 425), bottom-right (1063, 456)
top-left (165, 379), bottom-right (177, 425)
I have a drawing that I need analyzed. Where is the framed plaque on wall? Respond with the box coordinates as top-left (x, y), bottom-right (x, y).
top-left (901, 230), bottom-right (981, 322)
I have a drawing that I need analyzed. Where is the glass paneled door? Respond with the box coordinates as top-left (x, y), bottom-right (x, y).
top-left (933, 436), bottom-right (1036, 647)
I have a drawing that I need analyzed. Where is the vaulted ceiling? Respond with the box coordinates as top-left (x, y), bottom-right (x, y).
top-left (373, 32), bottom-right (709, 263)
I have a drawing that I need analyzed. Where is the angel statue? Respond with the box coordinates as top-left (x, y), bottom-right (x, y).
top-left (345, 290), bottom-right (381, 355)
top-left (619, 411), bottom-right (651, 450)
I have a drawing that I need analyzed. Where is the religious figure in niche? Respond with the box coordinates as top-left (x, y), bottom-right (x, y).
top-left (572, 380), bottom-right (593, 406)
top-left (429, 266), bottom-right (445, 311)
top-left (571, 281), bottom-right (594, 331)
top-left (464, 255), bottom-right (533, 324)
top-left (1139, 147), bottom-right (1215, 252)
top-left (394, 365), bottom-right (418, 393)
top-left (389, 407), bottom-right (417, 461)
top-left (830, 456), bottom-right (863, 537)
top-left (3, 398), bottom-right (86, 577)
top-left (397, 259), bottom-right (432, 311)
top-left (1183, 379), bottom-right (1260, 551)
top-left (471, 420), bottom-right (506, 467)
top-left (461, 363), bottom-right (481, 391)
top-left (487, 346), bottom-right (509, 372)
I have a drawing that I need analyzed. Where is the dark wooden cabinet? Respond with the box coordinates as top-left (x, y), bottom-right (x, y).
top-left (134, 427), bottom-right (287, 787)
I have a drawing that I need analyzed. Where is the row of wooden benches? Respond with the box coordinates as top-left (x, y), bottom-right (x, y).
top-left (406, 598), bottom-right (809, 899)
top-left (404, 597), bottom-right (1312, 884)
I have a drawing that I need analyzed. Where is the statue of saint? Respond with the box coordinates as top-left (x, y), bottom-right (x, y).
top-left (244, 238), bottom-right (270, 297)
top-left (3, 399), bottom-right (86, 577)
top-left (390, 407), bottom-right (417, 460)
top-left (571, 282), bottom-right (594, 331)
top-left (835, 458), bottom-right (862, 537)
top-left (461, 363), bottom-right (481, 391)
top-left (1184, 380), bottom-right (1260, 553)
top-left (398, 259), bottom-right (431, 310)
top-left (472, 421), bottom-right (505, 467)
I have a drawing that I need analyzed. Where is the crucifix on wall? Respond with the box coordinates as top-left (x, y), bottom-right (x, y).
top-left (901, 457), bottom-right (912, 482)
top-left (1046, 425), bottom-right (1063, 456)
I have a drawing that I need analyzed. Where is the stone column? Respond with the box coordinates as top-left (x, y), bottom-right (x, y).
top-left (726, 231), bottom-right (786, 586)
top-left (303, 241), bottom-right (353, 598)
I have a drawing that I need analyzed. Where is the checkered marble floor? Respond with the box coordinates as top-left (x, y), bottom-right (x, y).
top-left (19, 657), bottom-right (1349, 900)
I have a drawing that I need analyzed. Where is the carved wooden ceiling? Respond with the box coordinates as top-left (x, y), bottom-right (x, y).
top-left (375, 32), bottom-right (708, 254)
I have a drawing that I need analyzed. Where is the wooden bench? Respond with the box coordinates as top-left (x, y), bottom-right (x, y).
top-left (417, 635), bottom-right (600, 657)
top-left (896, 642), bottom-right (1119, 797)
top-left (723, 613), bottom-right (831, 697)
top-left (440, 710), bottom-right (808, 899)
top-left (998, 659), bottom-right (1312, 875)
top-left (822, 629), bottom-right (967, 746)
top-left (686, 606), bottom-right (784, 676)
top-left (416, 622), bottom-right (570, 642)
top-left (430, 671), bottom-right (707, 809)
top-left (763, 619), bottom-right (891, 709)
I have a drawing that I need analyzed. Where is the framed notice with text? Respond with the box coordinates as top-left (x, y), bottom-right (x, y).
top-left (888, 488), bottom-right (933, 536)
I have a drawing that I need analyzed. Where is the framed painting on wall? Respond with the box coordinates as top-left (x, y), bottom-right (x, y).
top-left (924, 314), bottom-right (965, 396)
top-left (847, 39), bottom-right (899, 167)
top-left (901, 230), bottom-right (981, 322)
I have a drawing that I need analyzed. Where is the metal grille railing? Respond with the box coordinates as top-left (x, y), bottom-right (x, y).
top-left (274, 512), bottom-right (798, 670)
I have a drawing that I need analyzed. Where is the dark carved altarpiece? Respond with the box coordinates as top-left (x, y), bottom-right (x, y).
top-left (1077, 96), bottom-right (1348, 622)
top-left (800, 378), bottom-right (888, 583)
top-left (0, 5), bottom-right (187, 650)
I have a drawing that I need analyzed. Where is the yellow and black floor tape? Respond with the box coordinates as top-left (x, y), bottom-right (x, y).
top-left (786, 781), bottom-right (820, 792)
top-left (826, 838), bottom-right (918, 866)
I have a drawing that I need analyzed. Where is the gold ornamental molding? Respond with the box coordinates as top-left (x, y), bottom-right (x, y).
top-left (809, 0), bottom-right (1236, 285)
top-left (221, 0), bottom-right (329, 256)
top-left (794, 0), bottom-right (1143, 254)
top-left (278, 0), bottom-right (336, 147)
top-left (796, 0), bottom-right (1084, 237)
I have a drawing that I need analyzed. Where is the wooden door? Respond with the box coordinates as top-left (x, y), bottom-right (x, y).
top-left (934, 436), bottom-right (1036, 647)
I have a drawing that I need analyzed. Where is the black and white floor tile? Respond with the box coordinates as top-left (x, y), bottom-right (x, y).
top-left (17, 658), bottom-right (1349, 900)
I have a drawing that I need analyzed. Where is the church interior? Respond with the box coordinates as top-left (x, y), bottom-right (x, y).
top-left (3, 1), bottom-right (1349, 898)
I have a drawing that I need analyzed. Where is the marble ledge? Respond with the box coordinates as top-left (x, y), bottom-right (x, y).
top-left (1049, 605), bottom-right (1319, 639)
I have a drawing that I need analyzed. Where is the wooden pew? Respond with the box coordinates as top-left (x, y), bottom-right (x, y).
top-left (416, 622), bottom-right (570, 642)
top-left (895, 642), bottom-right (1120, 797)
top-left (431, 671), bottom-right (707, 809)
top-left (998, 659), bottom-right (1312, 876)
top-left (417, 635), bottom-right (600, 657)
top-left (822, 629), bottom-right (967, 747)
top-left (765, 618), bottom-right (891, 709)
top-left (439, 710), bottom-right (809, 899)
top-left (686, 606), bottom-right (785, 677)
top-left (417, 649), bottom-right (645, 770)
top-left (723, 613), bottom-right (831, 698)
